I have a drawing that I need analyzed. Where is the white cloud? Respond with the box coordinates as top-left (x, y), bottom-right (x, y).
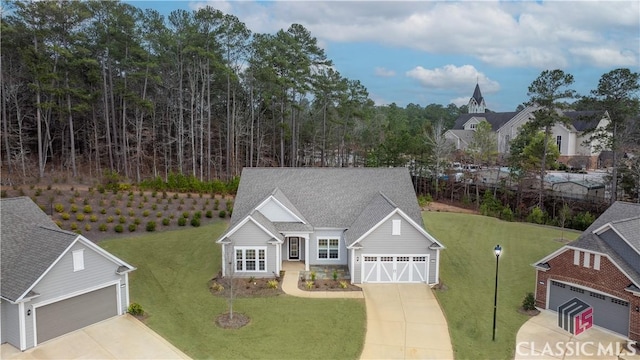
top-left (216, 1), bottom-right (638, 70)
top-left (374, 67), bottom-right (396, 77)
top-left (406, 65), bottom-right (500, 94)
top-left (450, 96), bottom-right (470, 107)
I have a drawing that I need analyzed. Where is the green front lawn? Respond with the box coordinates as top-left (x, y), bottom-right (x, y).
top-left (100, 222), bottom-right (366, 359)
top-left (424, 212), bottom-right (579, 360)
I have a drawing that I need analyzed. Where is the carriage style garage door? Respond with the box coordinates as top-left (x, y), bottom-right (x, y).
top-left (548, 280), bottom-right (629, 336)
top-left (35, 285), bottom-right (118, 344)
top-left (362, 254), bottom-right (428, 283)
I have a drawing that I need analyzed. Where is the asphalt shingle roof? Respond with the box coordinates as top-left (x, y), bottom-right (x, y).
top-left (452, 112), bottom-right (519, 131)
top-left (344, 192), bottom-right (397, 246)
top-left (226, 168), bottom-right (423, 236)
top-left (567, 201), bottom-right (640, 286)
top-left (1, 197), bottom-right (79, 302)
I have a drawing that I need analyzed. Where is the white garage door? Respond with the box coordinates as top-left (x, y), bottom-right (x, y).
top-left (362, 254), bottom-right (428, 283)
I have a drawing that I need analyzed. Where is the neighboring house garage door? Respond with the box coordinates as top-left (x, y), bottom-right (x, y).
top-left (548, 280), bottom-right (629, 336)
top-left (362, 254), bottom-right (428, 283)
top-left (36, 285), bottom-right (118, 344)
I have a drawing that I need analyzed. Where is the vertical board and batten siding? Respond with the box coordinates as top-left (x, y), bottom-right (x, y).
top-left (600, 229), bottom-right (640, 271)
top-left (228, 220), bottom-right (277, 278)
top-left (26, 241), bottom-right (125, 348)
top-left (352, 214), bottom-right (438, 284)
top-left (258, 200), bottom-right (299, 222)
top-left (1, 300), bottom-right (20, 348)
top-left (309, 229), bottom-right (348, 266)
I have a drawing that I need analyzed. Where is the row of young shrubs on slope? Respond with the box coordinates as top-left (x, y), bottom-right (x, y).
top-left (102, 172), bottom-right (240, 195)
top-left (478, 190), bottom-right (596, 231)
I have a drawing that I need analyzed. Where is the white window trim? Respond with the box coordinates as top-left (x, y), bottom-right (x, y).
top-left (392, 219), bottom-right (401, 236)
top-left (317, 238), bottom-right (340, 260)
top-left (573, 250), bottom-right (580, 265)
top-left (234, 246), bottom-right (267, 273)
top-left (72, 249), bottom-right (85, 272)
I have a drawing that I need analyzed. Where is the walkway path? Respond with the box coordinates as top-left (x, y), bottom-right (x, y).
top-left (281, 271), bottom-right (453, 359)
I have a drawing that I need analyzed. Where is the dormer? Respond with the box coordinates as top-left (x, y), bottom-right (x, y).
top-left (463, 117), bottom-right (484, 131)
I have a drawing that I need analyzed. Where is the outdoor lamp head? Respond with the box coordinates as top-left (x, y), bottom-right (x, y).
top-left (494, 244), bottom-right (502, 257)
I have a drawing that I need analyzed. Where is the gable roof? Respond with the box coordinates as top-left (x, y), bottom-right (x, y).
top-left (452, 112), bottom-right (519, 131)
top-left (563, 110), bottom-right (605, 131)
top-left (344, 192), bottom-right (397, 246)
top-left (223, 168), bottom-right (424, 238)
top-left (0, 197), bottom-right (134, 303)
top-left (535, 202), bottom-right (640, 286)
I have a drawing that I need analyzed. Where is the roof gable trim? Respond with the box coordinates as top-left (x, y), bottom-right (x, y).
top-left (255, 195), bottom-right (306, 224)
top-left (216, 215), bottom-right (283, 244)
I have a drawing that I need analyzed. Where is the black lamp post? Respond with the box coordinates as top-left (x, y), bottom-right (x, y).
top-left (492, 244), bottom-right (502, 341)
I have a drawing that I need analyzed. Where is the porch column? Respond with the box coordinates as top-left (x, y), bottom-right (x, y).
top-left (305, 236), bottom-right (310, 271)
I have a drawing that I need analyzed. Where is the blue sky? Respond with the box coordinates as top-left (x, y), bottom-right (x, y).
top-left (128, 1), bottom-right (639, 112)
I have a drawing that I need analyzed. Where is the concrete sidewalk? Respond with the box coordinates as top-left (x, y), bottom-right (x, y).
top-left (0, 315), bottom-right (190, 360)
top-left (281, 270), bottom-right (364, 298)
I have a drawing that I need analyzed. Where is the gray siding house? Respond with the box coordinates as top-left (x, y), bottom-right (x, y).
top-left (217, 168), bottom-right (444, 285)
top-left (0, 197), bottom-right (135, 351)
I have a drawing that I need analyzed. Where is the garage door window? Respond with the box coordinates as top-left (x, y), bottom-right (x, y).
top-left (318, 238), bottom-right (339, 259)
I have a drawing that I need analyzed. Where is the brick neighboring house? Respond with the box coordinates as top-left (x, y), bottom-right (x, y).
top-left (533, 201), bottom-right (640, 340)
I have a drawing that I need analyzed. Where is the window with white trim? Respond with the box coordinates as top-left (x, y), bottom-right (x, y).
top-left (318, 238), bottom-right (339, 259)
top-left (573, 250), bottom-right (580, 265)
top-left (235, 247), bottom-right (266, 272)
top-left (392, 219), bottom-right (401, 235)
top-left (72, 249), bottom-right (85, 272)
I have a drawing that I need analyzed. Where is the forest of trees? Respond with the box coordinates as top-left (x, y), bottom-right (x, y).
top-left (0, 0), bottom-right (465, 184)
top-left (1, 1), bottom-right (638, 208)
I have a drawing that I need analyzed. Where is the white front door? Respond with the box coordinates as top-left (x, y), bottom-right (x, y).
top-left (362, 254), bottom-right (428, 283)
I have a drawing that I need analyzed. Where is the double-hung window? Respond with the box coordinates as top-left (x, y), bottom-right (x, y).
top-left (318, 238), bottom-right (339, 259)
top-left (235, 247), bottom-right (266, 272)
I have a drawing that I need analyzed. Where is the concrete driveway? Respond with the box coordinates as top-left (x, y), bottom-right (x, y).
top-left (515, 310), bottom-right (639, 360)
top-left (360, 284), bottom-right (453, 359)
top-left (1, 315), bottom-right (190, 360)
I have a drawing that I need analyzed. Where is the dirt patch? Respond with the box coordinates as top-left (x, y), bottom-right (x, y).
top-left (297, 279), bottom-right (362, 292)
top-left (209, 276), bottom-right (284, 298)
top-left (425, 201), bottom-right (478, 214)
top-left (215, 313), bottom-right (250, 329)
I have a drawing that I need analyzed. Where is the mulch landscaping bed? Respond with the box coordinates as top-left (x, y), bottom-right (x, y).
top-left (297, 279), bottom-right (362, 292)
top-left (209, 276), bottom-right (284, 297)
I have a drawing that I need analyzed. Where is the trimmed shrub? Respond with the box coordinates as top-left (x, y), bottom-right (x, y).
top-left (100, 208), bottom-right (107, 214)
top-left (128, 210), bottom-right (135, 217)
top-left (156, 212), bottom-right (162, 218)
top-left (128, 224), bottom-right (137, 232)
top-left (182, 211), bottom-right (190, 219)
top-left (55, 220), bottom-right (63, 228)
top-left (146, 221), bottom-right (156, 232)
top-left (128, 303), bottom-right (144, 316)
top-left (206, 210), bottom-right (213, 218)
top-left (115, 208), bottom-right (122, 215)
top-left (522, 292), bottom-right (536, 311)
top-left (190, 217), bottom-right (200, 227)
top-left (114, 224), bottom-right (124, 233)
top-left (76, 213), bottom-right (85, 222)
top-left (162, 218), bottom-right (170, 226)
top-left (218, 210), bottom-right (226, 218)
top-left (61, 212), bottom-right (71, 220)
top-left (133, 218), bottom-right (141, 225)
top-left (70, 222), bottom-right (78, 231)
top-left (54, 203), bottom-right (65, 213)
top-left (84, 224), bottom-right (91, 231)
top-left (178, 217), bottom-right (187, 226)
top-left (99, 223), bottom-right (108, 232)
top-left (119, 216), bottom-right (126, 224)
top-left (70, 204), bottom-right (78, 213)
top-left (142, 210), bottom-right (150, 217)
top-left (83, 205), bottom-right (92, 214)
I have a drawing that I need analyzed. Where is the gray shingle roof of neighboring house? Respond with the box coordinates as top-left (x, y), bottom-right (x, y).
top-left (224, 168), bottom-right (423, 238)
top-left (563, 110), bottom-right (605, 131)
top-left (446, 129), bottom-right (475, 146)
top-left (565, 202), bottom-right (640, 285)
top-left (1, 197), bottom-right (80, 302)
top-left (452, 112), bottom-right (519, 131)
